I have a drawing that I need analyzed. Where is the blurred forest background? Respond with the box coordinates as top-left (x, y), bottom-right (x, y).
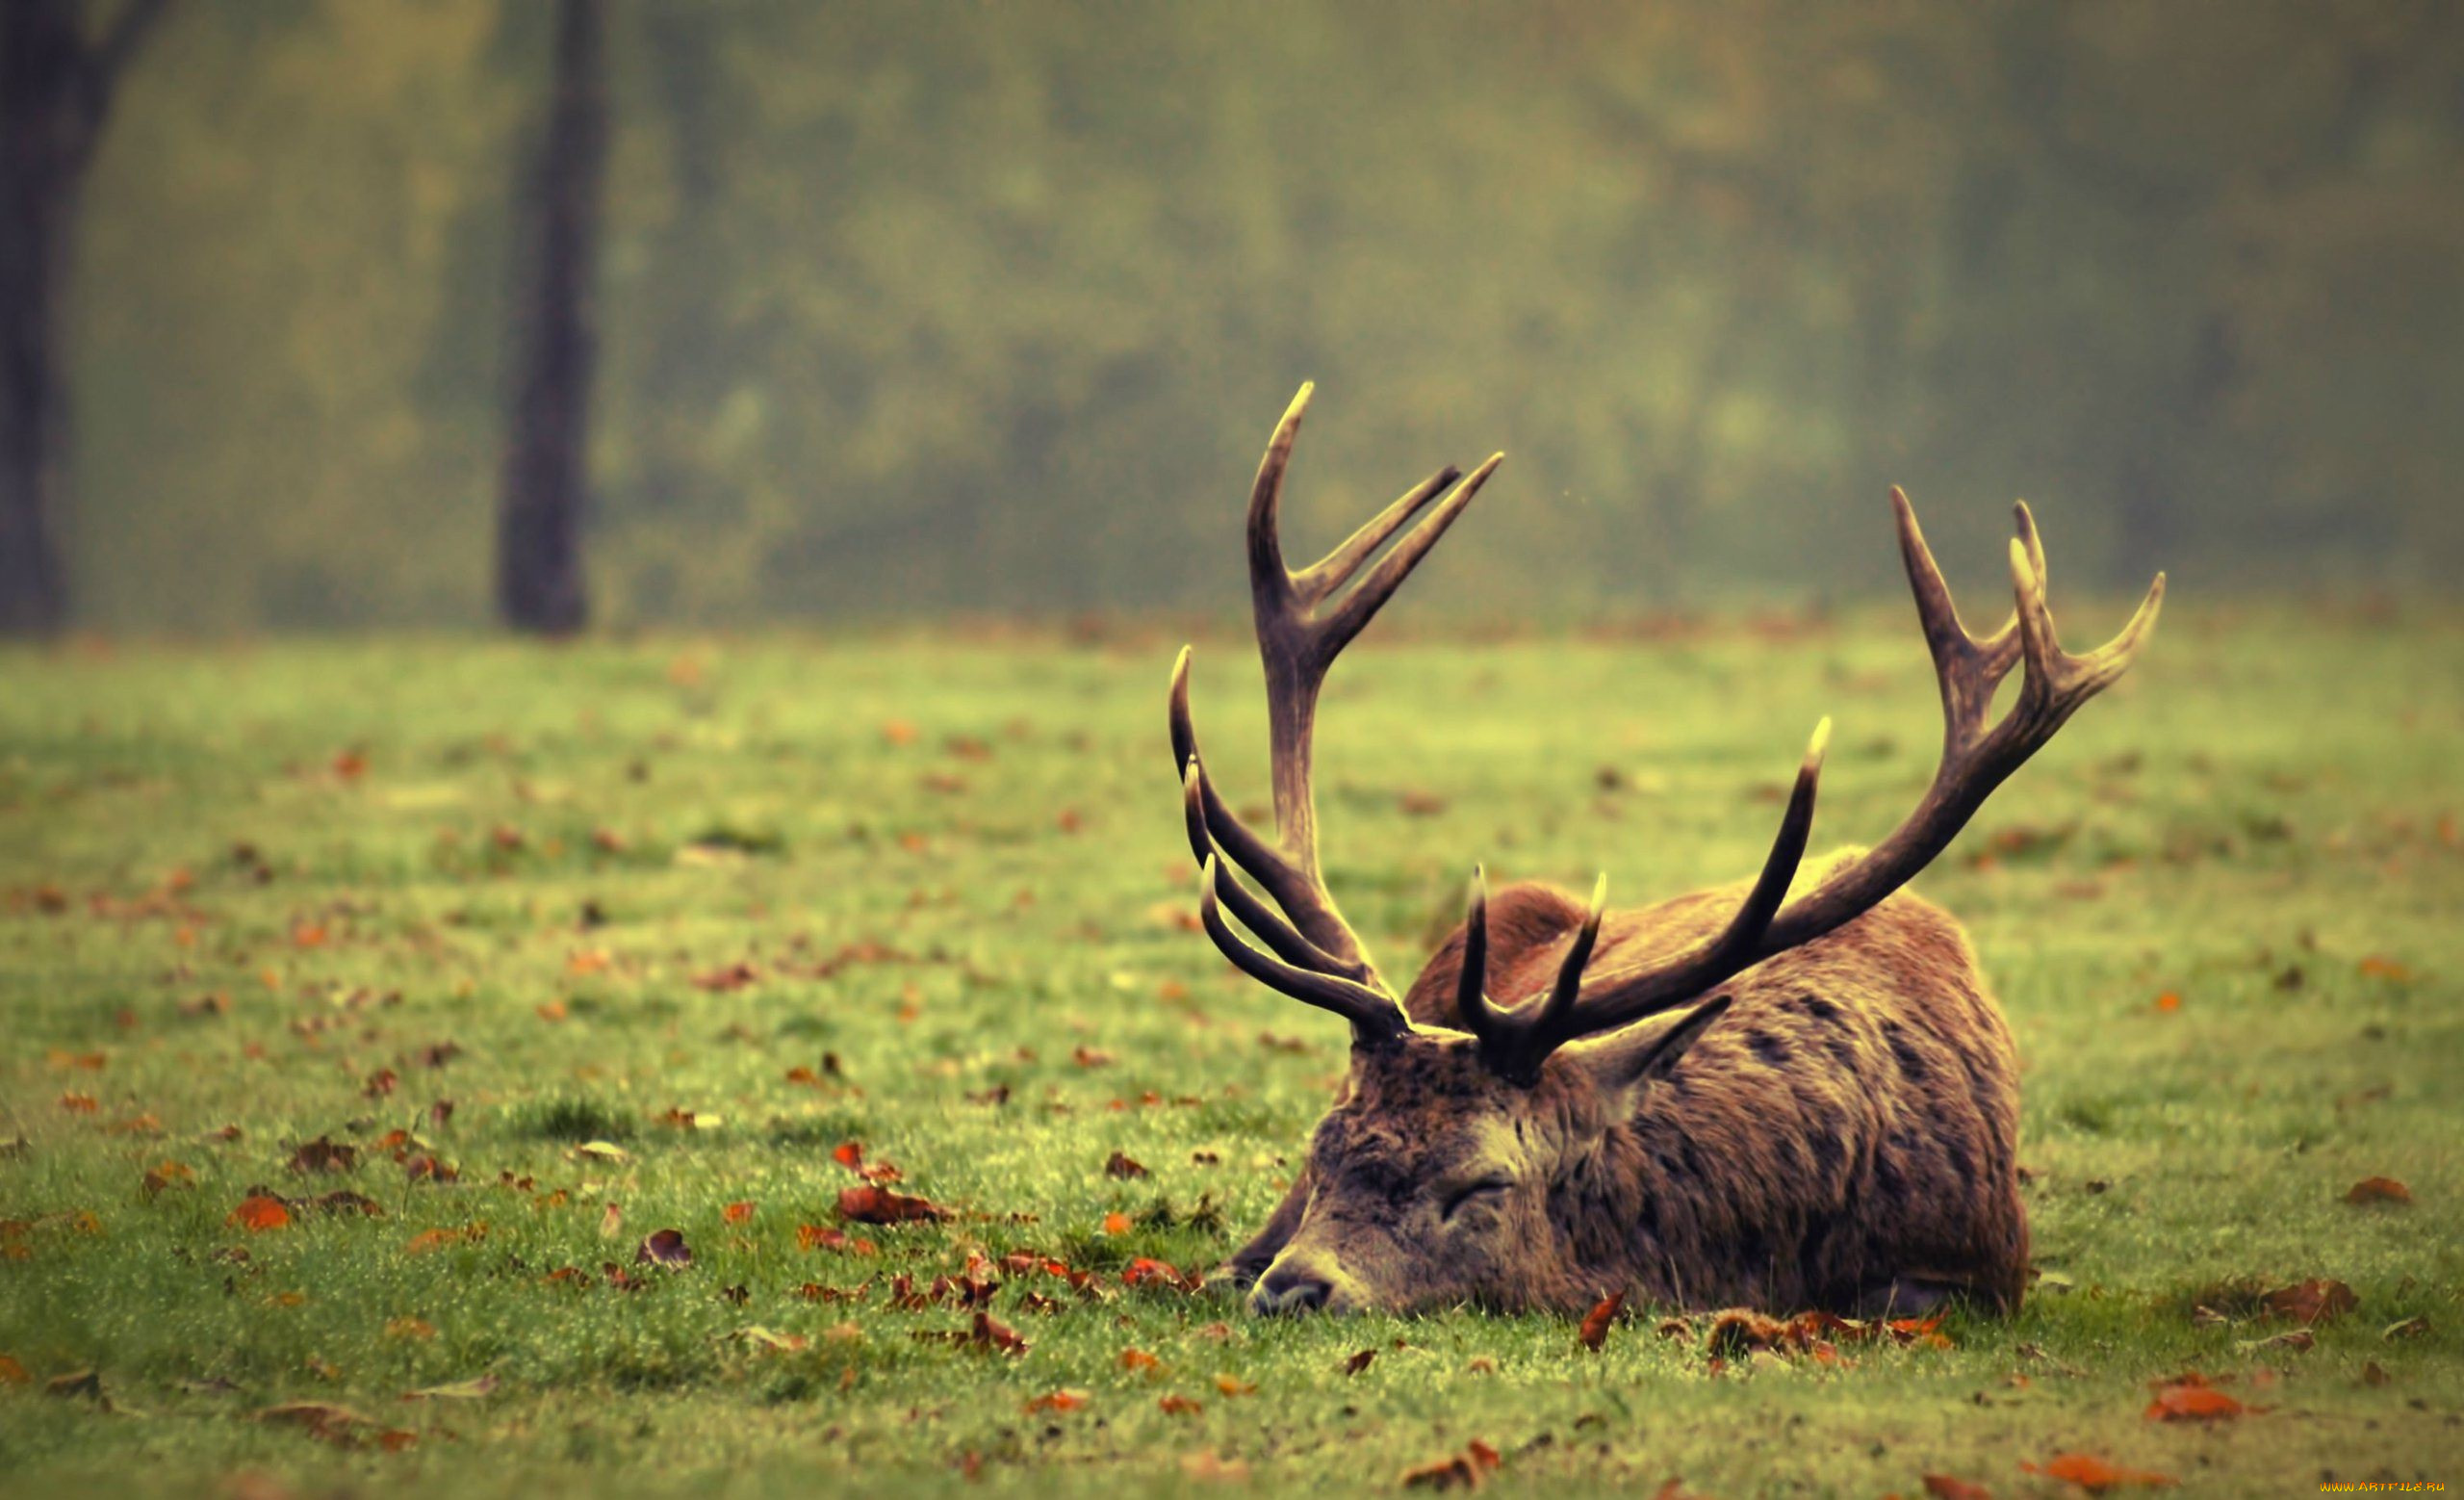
top-left (13, 0), bottom-right (2464, 633)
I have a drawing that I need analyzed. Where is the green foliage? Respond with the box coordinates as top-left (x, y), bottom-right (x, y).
top-left (63, 2), bottom-right (2464, 630)
top-left (2, 608), bottom-right (2460, 1492)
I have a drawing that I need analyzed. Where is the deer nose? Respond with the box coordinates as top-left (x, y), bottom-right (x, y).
top-left (1251, 1258), bottom-right (1336, 1316)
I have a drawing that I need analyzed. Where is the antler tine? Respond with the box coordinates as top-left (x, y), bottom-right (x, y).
top-left (1320, 453), bottom-right (1504, 660)
top-left (1513, 719), bottom-right (1826, 1062)
top-left (1197, 856), bottom-right (1410, 1043)
top-left (1169, 646), bottom-right (1362, 967)
top-left (1291, 464), bottom-right (1464, 608)
top-left (1456, 868), bottom-right (1611, 1084)
top-left (1891, 485), bottom-right (2017, 755)
top-left (1454, 866), bottom-right (1494, 1045)
top-left (1181, 759), bottom-right (1355, 977)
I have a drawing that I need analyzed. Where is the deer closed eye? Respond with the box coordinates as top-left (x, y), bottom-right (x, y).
top-left (1440, 1177), bottom-right (1514, 1222)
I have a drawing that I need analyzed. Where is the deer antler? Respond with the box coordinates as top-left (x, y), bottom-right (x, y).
top-left (1462, 488), bottom-right (2163, 1078)
top-left (1173, 384), bottom-right (1502, 1045)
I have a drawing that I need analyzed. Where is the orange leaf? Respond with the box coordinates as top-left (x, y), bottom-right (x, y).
top-left (721, 1201), bottom-right (755, 1225)
top-left (0, 1355), bottom-right (30, 1385)
top-left (1466, 1440), bottom-right (1501, 1471)
top-left (2153, 990), bottom-right (2181, 1013)
top-left (1213, 1374), bottom-right (1256, 1396)
top-left (2020, 1453), bottom-right (2176, 1491)
top-left (1922, 1478), bottom-right (1990, 1500)
top-left (2345, 1177), bottom-right (2412, 1205)
top-left (1579, 1291), bottom-right (1626, 1352)
top-left (2358, 956), bottom-right (2412, 981)
top-left (832, 1140), bottom-right (865, 1170)
top-left (1119, 1347), bottom-right (1162, 1373)
top-left (2145, 1378), bottom-right (2245, 1422)
top-left (1102, 1211), bottom-right (1131, 1234)
top-left (228, 1195), bottom-right (292, 1231)
top-left (59, 1092), bottom-right (97, 1114)
top-left (1023, 1388), bottom-right (1089, 1414)
top-left (1158, 1392), bottom-right (1203, 1415)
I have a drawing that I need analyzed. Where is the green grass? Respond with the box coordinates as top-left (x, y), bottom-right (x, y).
top-left (2, 604), bottom-right (2458, 1497)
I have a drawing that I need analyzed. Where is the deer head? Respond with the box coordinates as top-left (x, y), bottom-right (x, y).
top-left (1170, 385), bottom-right (2162, 1316)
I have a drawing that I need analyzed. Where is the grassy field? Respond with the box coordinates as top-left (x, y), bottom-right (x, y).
top-left (2, 604), bottom-right (2458, 1497)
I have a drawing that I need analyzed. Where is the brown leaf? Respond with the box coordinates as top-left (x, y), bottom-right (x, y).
top-left (1344, 1347), bottom-right (1376, 1377)
top-left (2262, 1278), bottom-right (2358, 1325)
top-left (1921, 1477), bottom-right (1991, 1500)
top-left (1158, 1392), bottom-right (1203, 1415)
top-left (1120, 1347), bottom-right (1162, 1373)
top-left (1578, 1291), bottom-right (1625, 1352)
top-left (1104, 1150), bottom-right (1149, 1179)
top-left (1400, 1455), bottom-right (1484, 1491)
top-left (258, 1401), bottom-right (369, 1444)
top-left (836, 1185), bottom-right (950, 1224)
top-left (2344, 1177), bottom-right (2412, 1205)
top-left (1022, 1387), bottom-right (1088, 1414)
top-left (635, 1228), bottom-right (693, 1267)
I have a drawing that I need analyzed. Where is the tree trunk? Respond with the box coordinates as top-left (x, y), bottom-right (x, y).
top-left (497, 0), bottom-right (608, 636)
top-left (0, 0), bottom-right (175, 636)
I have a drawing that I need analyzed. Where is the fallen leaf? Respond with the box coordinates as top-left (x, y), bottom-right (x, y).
top-left (2262, 1278), bottom-right (2358, 1325)
top-left (258, 1401), bottom-right (368, 1443)
top-left (1102, 1211), bottom-right (1131, 1234)
top-left (2153, 990), bottom-right (2181, 1013)
top-left (836, 1185), bottom-right (950, 1224)
top-left (971, 1311), bottom-right (1029, 1357)
top-left (1105, 1151), bottom-right (1149, 1179)
top-left (1213, 1374), bottom-right (1256, 1397)
top-left (1023, 1387), bottom-right (1089, 1414)
top-left (2344, 1177), bottom-right (2412, 1206)
top-left (1922, 1477), bottom-right (1991, 1500)
top-left (2144, 1373), bottom-right (2246, 1422)
top-left (1158, 1393), bottom-right (1203, 1415)
top-left (797, 1224), bottom-right (879, 1256)
top-left (721, 1201), bottom-right (755, 1225)
top-left (0, 1355), bottom-right (29, 1385)
top-left (2362, 1360), bottom-right (2390, 1385)
top-left (227, 1195), bottom-right (292, 1231)
top-left (2357, 955), bottom-right (2411, 981)
top-left (1579, 1291), bottom-right (1625, 1352)
top-left (1121, 1347), bottom-right (1162, 1373)
top-left (1400, 1454), bottom-right (1484, 1491)
top-left (2020, 1453), bottom-right (2176, 1491)
top-left (1344, 1348), bottom-right (1376, 1376)
top-left (635, 1228), bottom-right (693, 1267)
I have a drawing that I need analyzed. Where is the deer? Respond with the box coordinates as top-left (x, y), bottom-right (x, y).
top-left (1167, 384), bottom-right (2163, 1319)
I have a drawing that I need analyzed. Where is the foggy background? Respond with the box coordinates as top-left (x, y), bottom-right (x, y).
top-left (34, 0), bottom-right (2464, 632)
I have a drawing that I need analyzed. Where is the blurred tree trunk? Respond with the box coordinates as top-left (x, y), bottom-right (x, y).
top-left (497, 0), bottom-right (607, 636)
top-left (0, 0), bottom-right (175, 637)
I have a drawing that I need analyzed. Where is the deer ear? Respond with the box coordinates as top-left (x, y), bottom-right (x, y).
top-left (1571, 995), bottom-right (1732, 1099)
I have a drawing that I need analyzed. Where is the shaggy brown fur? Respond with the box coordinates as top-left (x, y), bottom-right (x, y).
top-left (1238, 854), bottom-right (2028, 1318)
